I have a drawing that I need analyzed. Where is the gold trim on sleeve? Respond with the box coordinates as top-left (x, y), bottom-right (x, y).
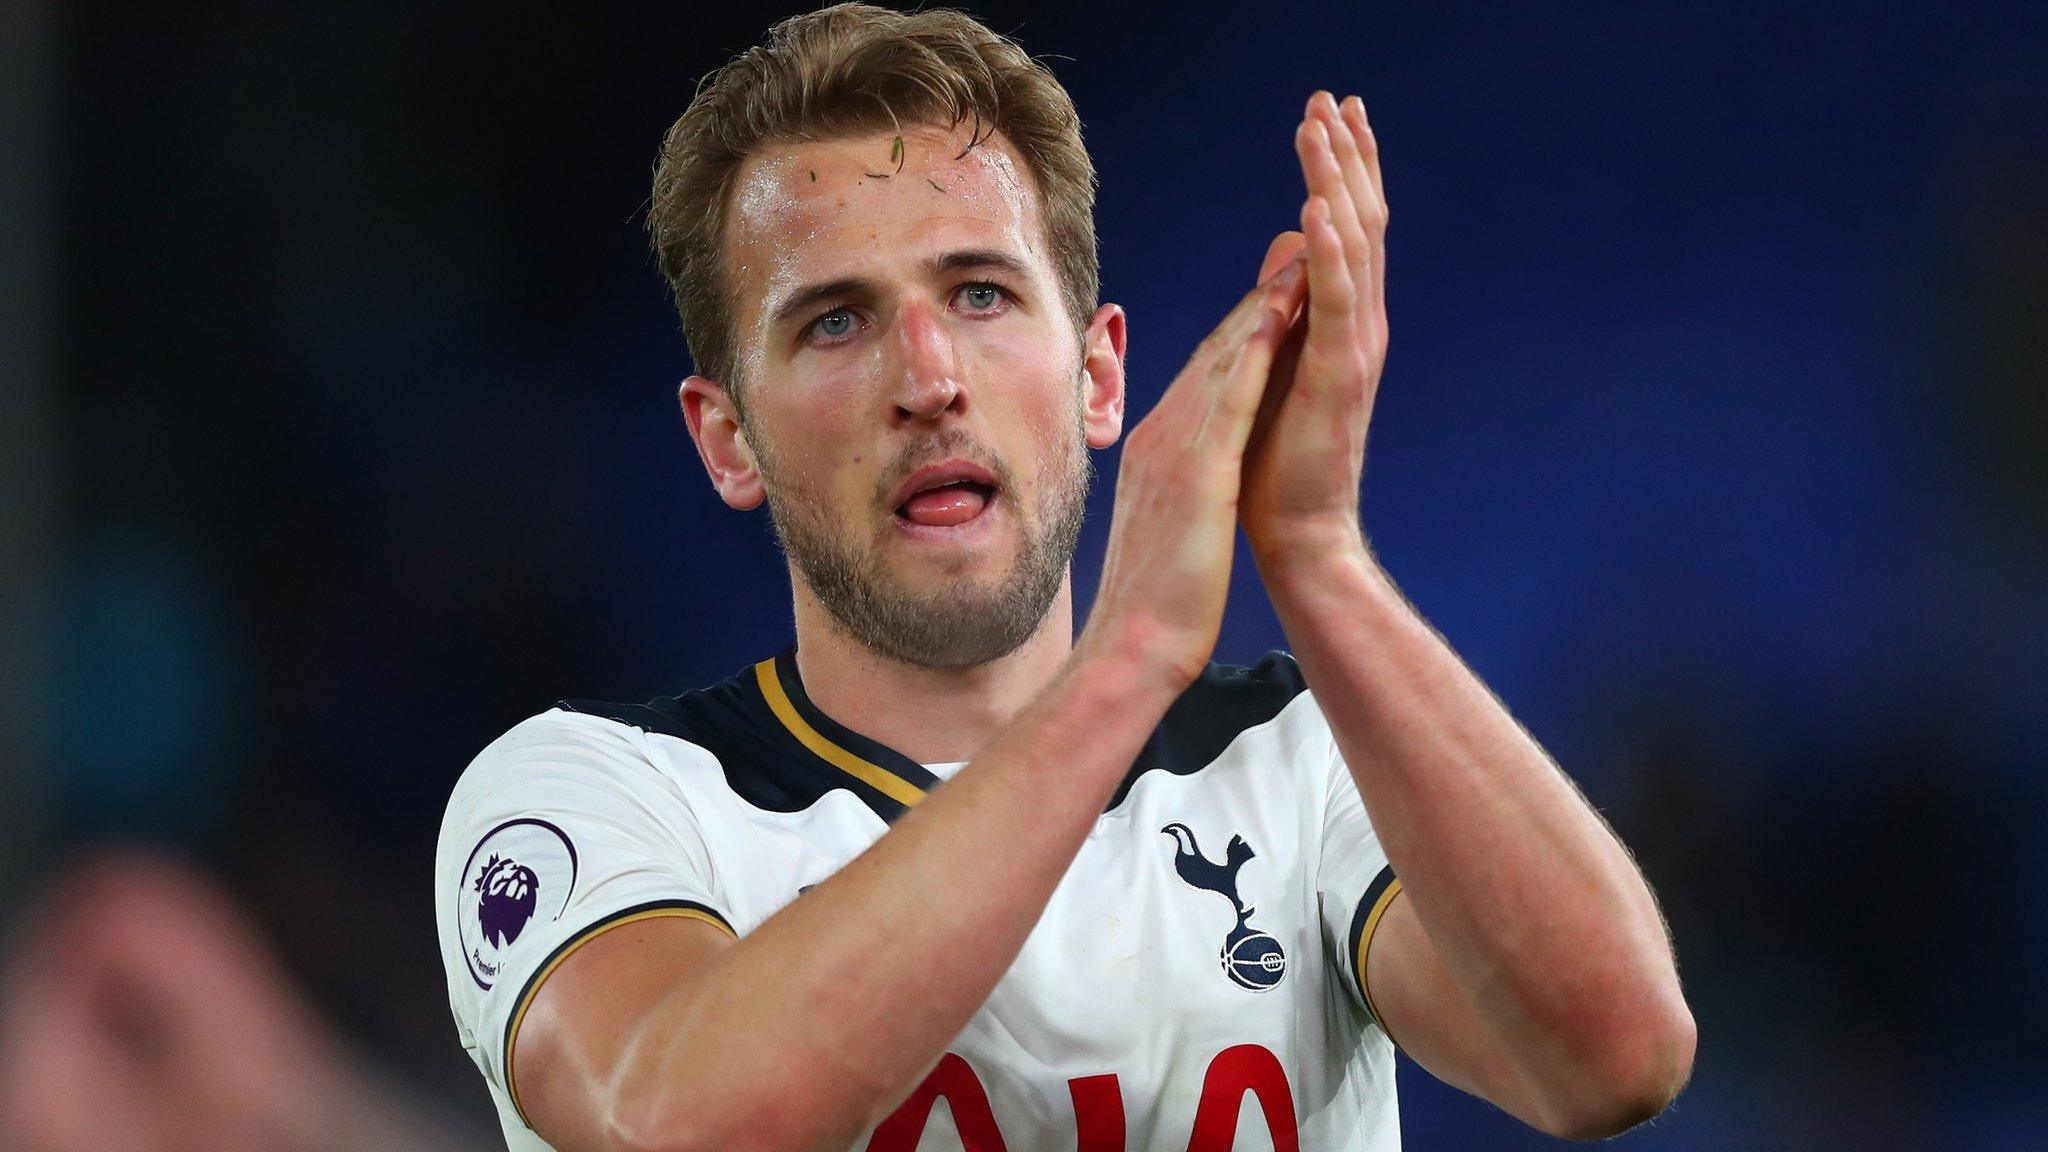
top-left (504, 905), bottom-right (737, 1126)
top-left (1355, 877), bottom-right (1406, 1047)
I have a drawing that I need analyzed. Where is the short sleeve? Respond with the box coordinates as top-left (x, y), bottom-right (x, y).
top-left (433, 708), bottom-right (736, 1126)
top-left (1308, 695), bottom-right (1403, 1032)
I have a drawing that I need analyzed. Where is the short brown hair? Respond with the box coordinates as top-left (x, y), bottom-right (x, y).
top-left (648, 3), bottom-right (1099, 407)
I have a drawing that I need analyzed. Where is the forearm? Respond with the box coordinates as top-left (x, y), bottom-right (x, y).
top-left (608, 638), bottom-right (1180, 1152)
top-left (1260, 542), bottom-right (1689, 1099)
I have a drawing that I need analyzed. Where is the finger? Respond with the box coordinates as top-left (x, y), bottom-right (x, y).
top-left (1200, 264), bottom-right (1296, 361)
top-left (1331, 96), bottom-right (1387, 322)
top-left (1170, 258), bottom-right (1303, 410)
top-left (1322, 96), bottom-right (1384, 245)
top-left (1340, 95), bottom-right (1388, 223)
top-left (1256, 231), bottom-right (1307, 284)
top-left (1212, 256), bottom-right (1307, 389)
top-left (1295, 114), bottom-right (1369, 309)
top-left (1309, 95), bottom-right (1379, 301)
top-left (1301, 195), bottom-right (1358, 351)
top-left (1302, 131), bottom-right (1368, 327)
top-left (1295, 101), bottom-right (1357, 230)
top-left (1209, 258), bottom-right (1310, 443)
top-left (1246, 310), bottom-right (1309, 456)
top-left (1260, 257), bottom-right (1311, 344)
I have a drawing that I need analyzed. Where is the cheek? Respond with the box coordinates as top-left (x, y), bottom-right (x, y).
top-left (778, 431), bottom-right (871, 508)
top-left (995, 372), bottom-right (1089, 488)
top-left (798, 344), bottom-right (892, 428)
top-left (759, 360), bottom-right (880, 477)
top-left (958, 315), bottom-right (1082, 415)
top-left (964, 315), bottom-right (1064, 367)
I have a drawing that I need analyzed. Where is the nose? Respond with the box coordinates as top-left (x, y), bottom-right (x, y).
top-left (890, 299), bottom-right (963, 423)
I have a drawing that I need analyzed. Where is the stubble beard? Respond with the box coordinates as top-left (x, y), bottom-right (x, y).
top-left (754, 402), bottom-right (1092, 671)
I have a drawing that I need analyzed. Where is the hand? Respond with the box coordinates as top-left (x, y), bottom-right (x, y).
top-left (0, 849), bottom-right (348, 1152)
top-left (1240, 92), bottom-right (1391, 568)
top-left (1079, 252), bottom-right (1309, 690)
top-left (0, 849), bottom-right (473, 1152)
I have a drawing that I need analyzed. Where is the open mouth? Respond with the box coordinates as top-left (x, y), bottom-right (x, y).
top-left (895, 480), bottom-right (996, 529)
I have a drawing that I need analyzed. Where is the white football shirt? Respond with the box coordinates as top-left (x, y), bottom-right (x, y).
top-left (434, 648), bottom-right (1404, 1151)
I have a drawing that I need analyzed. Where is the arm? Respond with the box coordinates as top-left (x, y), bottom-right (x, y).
top-left (1268, 548), bottom-right (1694, 1139)
top-left (515, 261), bottom-right (1310, 1152)
top-left (520, 648), bottom-right (1172, 1152)
top-left (1241, 92), bottom-right (1693, 1139)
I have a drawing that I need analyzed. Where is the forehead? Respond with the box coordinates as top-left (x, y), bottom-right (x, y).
top-left (725, 122), bottom-right (1050, 320)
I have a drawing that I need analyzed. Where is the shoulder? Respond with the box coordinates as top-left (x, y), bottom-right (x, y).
top-left (431, 692), bottom-right (749, 970)
top-left (435, 701), bottom-right (737, 884)
top-left (448, 656), bottom-right (776, 809)
top-left (439, 651), bottom-right (850, 849)
top-left (445, 707), bottom-right (706, 809)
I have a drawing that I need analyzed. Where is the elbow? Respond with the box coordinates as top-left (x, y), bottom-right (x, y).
top-left (600, 1111), bottom-right (691, 1152)
top-left (603, 1060), bottom-right (873, 1152)
top-left (601, 1080), bottom-right (802, 1152)
top-left (602, 1106), bottom-right (755, 1152)
top-left (1533, 997), bottom-right (1698, 1141)
top-left (605, 1105), bottom-right (810, 1152)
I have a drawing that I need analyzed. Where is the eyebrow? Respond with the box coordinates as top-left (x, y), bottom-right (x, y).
top-left (769, 277), bottom-right (869, 329)
top-left (928, 248), bottom-right (1032, 280)
top-left (766, 248), bottom-right (1035, 329)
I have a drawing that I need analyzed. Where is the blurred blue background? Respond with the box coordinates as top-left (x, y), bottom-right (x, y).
top-left (1, 1), bottom-right (2043, 1148)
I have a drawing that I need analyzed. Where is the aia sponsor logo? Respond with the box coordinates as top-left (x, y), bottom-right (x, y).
top-left (869, 1046), bottom-right (1299, 1152)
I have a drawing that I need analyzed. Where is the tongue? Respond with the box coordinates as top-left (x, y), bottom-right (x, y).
top-left (901, 483), bottom-right (989, 527)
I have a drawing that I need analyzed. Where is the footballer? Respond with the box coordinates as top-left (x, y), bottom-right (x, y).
top-left (434, 5), bottom-right (1696, 1150)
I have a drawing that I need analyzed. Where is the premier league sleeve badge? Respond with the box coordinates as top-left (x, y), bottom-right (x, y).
top-left (456, 818), bottom-right (579, 991)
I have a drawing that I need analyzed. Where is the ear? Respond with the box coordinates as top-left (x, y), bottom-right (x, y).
top-left (679, 375), bottom-right (767, 510)
top-left (1080, 303), bottom-right (1128, 450)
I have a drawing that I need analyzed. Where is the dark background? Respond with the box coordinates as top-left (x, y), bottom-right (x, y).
top-left (2, 1), bottom-right (2044, 1149)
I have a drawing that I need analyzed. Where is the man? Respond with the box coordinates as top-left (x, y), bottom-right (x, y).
top-left (434, 6), bottom-right (1696, 1150)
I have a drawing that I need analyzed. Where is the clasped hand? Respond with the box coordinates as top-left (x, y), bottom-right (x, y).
top-left (1240, 91), bottom-right (1391, 571)
top-left (1076, 92), bottom-right (1393, 688)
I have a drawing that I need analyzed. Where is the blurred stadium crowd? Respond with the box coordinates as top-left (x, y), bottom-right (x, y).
top-left (1, 2), bottom-right (2043, 1149)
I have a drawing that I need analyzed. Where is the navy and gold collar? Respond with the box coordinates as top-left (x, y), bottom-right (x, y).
top-left (562, 646), bottom-right (1309, 826)
top-left (751, 646), bottom-right (940, 815)
top-left (559, 646), bottom-right (936, 825)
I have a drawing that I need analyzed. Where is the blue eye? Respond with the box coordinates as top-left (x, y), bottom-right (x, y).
top-left (815, 310), bottom-right (855, 338)
top-left (958, 284), bottom-right (1005, 312)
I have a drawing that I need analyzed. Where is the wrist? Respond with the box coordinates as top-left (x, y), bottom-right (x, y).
top-left (1252, 531), bottom-right (1397, 613)
top-left (1070, 613), bottom-right (1202, 706)
top-left (1250, 521), bottom-right (1376, 581)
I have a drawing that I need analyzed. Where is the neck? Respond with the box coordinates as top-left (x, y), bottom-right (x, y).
top-left (786, 573), bottom-right (1076, 765)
